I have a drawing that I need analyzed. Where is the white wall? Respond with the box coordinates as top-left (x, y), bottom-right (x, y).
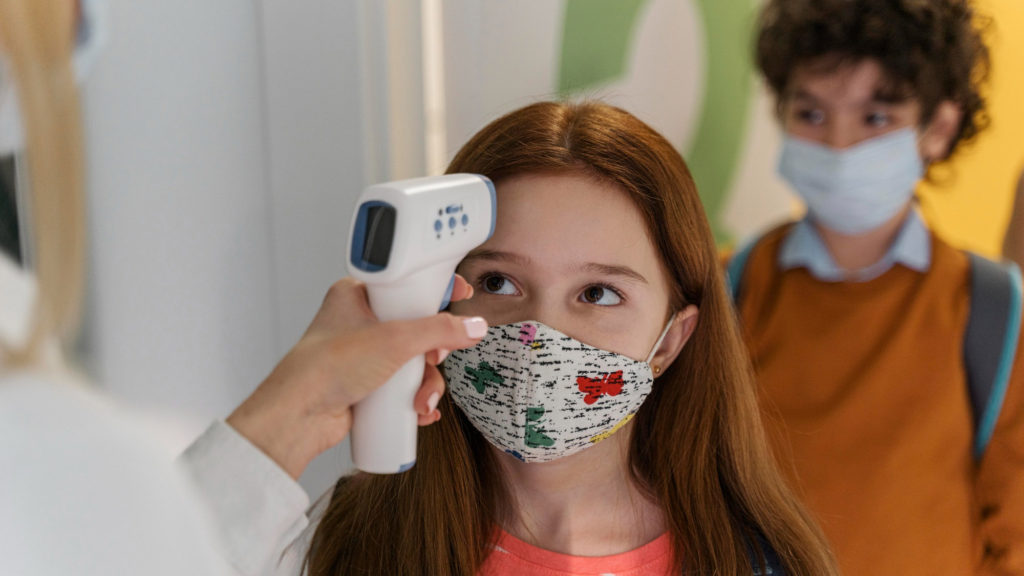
top-left (81, 0), bottom-right (378, 498)
top-left (256, 0), bottom-right (373, 498)
top-left (82, 0), bottom-right (278, 434)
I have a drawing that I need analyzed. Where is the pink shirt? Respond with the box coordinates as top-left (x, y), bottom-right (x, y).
top-left (479, 530), bottom-right (674, 576)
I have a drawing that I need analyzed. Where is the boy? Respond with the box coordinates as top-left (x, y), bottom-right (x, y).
top-left (730, 1), bottom-right (1024, 573)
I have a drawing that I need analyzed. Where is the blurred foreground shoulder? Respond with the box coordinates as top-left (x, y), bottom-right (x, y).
top-left (0, 372), bottom-right (230, 576)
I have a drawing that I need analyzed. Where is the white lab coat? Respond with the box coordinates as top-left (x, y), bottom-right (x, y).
top-left (1, 246), bottom-right (315, 576)
top-left (0, 370), bottom-right (231, 576)
top-left (181, 421), bottom-right (324, 576)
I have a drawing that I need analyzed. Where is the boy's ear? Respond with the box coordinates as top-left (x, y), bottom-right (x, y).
top-left (919, 101), bottom-right (963, 163)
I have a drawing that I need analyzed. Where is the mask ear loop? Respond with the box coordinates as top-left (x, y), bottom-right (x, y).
top-left (644, 314), bottom-right (676, 365)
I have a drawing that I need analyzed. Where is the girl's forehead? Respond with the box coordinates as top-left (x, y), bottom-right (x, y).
top-left (493, 172), bottom-right (634, 214)
top-left (491, 174), bottom-right (648, 242)
top-left (476, 172), bottom-right (663, 274)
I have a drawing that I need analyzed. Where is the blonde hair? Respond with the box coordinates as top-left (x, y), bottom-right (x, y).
top-left (0, 0), bottom-right (85, 364)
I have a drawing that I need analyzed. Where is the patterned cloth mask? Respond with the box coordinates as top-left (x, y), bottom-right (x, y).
top-left (444, 320), bottom-right (671, 463)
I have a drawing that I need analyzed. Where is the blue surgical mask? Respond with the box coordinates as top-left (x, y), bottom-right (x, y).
top-left (778, 128), bottom-right (924, 235)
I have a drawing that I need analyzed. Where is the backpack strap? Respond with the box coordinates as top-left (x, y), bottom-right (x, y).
top-left (746, 533), bottom-right (786, 575)
top-left (964, 252), bottom-right (1024, 460)
top-left (727, 236), bottom-right (760, 303)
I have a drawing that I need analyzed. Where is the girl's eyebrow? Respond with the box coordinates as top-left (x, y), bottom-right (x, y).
top-left (463, 249), bottom-right (530, 267)
top-left (580, 262), bottom-right (648, 284)
top-left (463, 249), bottom-right (648, 284)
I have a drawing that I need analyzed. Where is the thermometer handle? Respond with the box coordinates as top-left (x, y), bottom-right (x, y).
top-left (350, 356), bottom-right (424, 473)
top-left (351, 264), bottom-right (455, 473)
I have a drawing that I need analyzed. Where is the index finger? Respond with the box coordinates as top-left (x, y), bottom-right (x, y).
top-left (450, 274), bottom-right (474, 303)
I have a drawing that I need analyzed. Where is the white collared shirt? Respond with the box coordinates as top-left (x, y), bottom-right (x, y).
top-left (778, 210), bottom-right (931, 282)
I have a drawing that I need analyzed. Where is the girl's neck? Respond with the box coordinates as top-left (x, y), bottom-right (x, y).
top-left (497, 424), bottom-right (665, 556)
top-left (815, 203), bottom-right (913, 273)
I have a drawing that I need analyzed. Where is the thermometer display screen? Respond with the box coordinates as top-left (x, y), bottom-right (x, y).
top-left (361, 205), bottom-right (396, 268)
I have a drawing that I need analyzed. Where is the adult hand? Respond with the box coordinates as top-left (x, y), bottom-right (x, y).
top-left (226, 276), bottom-right (486, 480)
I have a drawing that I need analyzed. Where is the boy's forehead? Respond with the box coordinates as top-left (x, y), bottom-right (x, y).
top-left (786, 58), bottom-right (912, 105)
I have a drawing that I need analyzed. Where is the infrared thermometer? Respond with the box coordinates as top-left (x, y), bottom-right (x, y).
top-left (346, 173), bottom-right (496, 473)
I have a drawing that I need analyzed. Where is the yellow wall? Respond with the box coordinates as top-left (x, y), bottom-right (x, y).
top-left (918, 0), bottom-right (1024, 257)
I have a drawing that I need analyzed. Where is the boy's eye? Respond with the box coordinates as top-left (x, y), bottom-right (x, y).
top-left (866, 112), bottom-right (890, 127)
top-left (580, 285), bottom-right (622, 306)
top-left (481, 274), bottom-right (517, 295)
top-left (796, 108), bottom-right (825, 125)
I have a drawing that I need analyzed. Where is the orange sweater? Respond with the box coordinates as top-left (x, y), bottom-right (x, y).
top-left (736, 225), bottom-right (1024, 576)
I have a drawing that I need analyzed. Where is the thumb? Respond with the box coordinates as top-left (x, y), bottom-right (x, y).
top-left (378, 313), bottom-right (489, 367)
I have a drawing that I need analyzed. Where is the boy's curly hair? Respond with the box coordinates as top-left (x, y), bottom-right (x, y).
top-left (755, 0), bottom-right (990, 157)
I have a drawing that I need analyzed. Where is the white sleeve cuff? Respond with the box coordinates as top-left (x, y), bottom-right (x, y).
top-left (179, 420), bottom-right (311, 576)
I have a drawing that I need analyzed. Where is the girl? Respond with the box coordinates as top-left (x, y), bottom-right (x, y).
top-left (190, 101), bottom-right (837, 576)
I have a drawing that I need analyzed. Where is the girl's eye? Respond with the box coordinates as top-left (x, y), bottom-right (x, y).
top-left (866, 112), bottom-right (890, 127)
top-left (580, 285), bottom-right (622, 306)
top-left (481, 274), bottom-right (517, 295)
top-left (797, 108), bottom-right (825, 125)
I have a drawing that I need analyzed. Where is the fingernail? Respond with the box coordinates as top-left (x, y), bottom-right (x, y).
top-left (465, 285), bottom-right (475, 299)
top-left (463, 317), bottom-right (488, 339)
top-left (427, 392), bottom-right (441, 413)
top-left (435, 349), bottom-right (450, 364)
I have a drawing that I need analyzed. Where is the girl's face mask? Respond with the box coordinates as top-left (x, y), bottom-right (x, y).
top-left (443, 319), bottom-right (670, 463)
